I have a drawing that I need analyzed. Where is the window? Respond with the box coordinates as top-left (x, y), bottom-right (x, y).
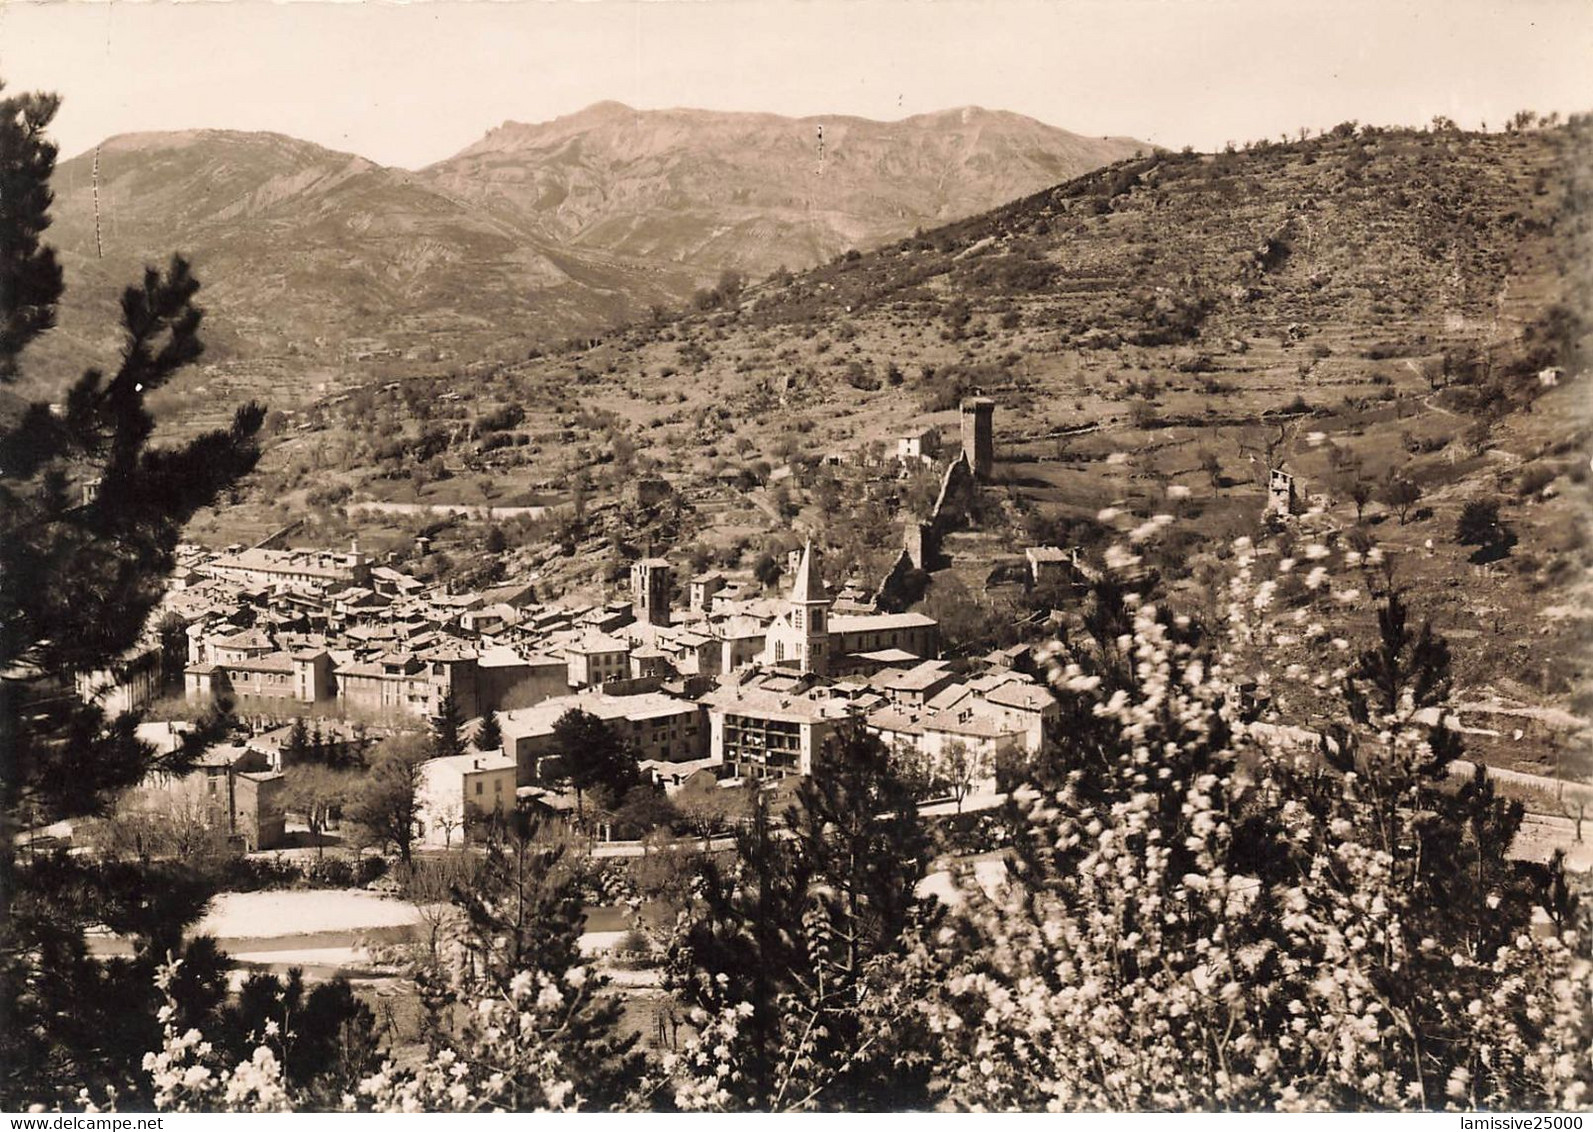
top-left (812, 610), bottom-right (824, 633)
top-left (494, 779), bottom-right (502, 794)
top-left (475, 781), bottom-right (484, 796)
top-left (793, 609), bottom-right (804, 631)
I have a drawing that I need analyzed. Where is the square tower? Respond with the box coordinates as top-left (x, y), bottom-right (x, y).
top-left (631, 558), bottom-right (673, 627)
top-left (1266, 469), bottom-right (1298, 517)
top-left (960, 397), bottom-right (995, 481)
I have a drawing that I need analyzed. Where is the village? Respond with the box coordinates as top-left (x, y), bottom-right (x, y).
top-left (68, 399), bottom-right (1088, 855)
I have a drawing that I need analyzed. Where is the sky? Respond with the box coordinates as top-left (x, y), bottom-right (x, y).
top-left (3, 0), bottom-right (1592, 170)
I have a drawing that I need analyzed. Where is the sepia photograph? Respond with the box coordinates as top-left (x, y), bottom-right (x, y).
top-left (1, 0), bottom-right (1591, 1115)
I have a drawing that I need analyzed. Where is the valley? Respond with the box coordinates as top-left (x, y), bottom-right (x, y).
top-left (174, 120), bottom-right (1592, 782)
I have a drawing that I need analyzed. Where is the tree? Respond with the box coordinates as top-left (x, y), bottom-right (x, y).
top-left (546, 709), bottom-right (638, 821)
top-left (1421, 357), bottom-right (1446, 390)
top-left (86, 788), bottom-right (235, 867)
top-left (430, 799), bottom-right (466, 850)
top-left (1379, 471), bottom-right (1423, 524)
top-left (346, 735), bottom-right (428, 868)
top-left (432, 690), bottom-right (465, 758)
top-left (926, 738), bottom-right (991, 813)
top-left (0, 78), bottom-right (263, 1109)
top-left (210, 970), bottom-right (381, 1107)
top-left (611, 783), bottom-right (680, 840)
top-left (155, 612), bottom-right (190, 694)
top-left (672, 774), bottom-right (753, 849)
top-left (281, 764), bottom-right (353, 860)
top-left (0, 83), bottom-right (62, 379)
top-left (474, 710), bottom-right (503, 753)
top-left (1456, 498), bottom-right (1503, 546)
top-left (282, 717), bottom-right (312, 768)
top-left (1348, 476), bottom-right (1374, 522)
top-left (716, 269), bottom-right (745, 308)
top-left (1198, 448), bottom-right (1221, 488)
top-left (386, 811), bottom-right (644, 1110)
top-left (751, 551), bottom-right (782, 590)
top-left (666, 720), bottom-right (942, 1110)
top-left (918, 574), bottom-right (1016, 656)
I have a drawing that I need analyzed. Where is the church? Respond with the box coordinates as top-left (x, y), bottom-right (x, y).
top-left (761, 543), bottom-right (938, 676)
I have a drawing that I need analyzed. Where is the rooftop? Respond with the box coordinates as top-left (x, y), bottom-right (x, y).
top-left (830, 611), bottom-right (937, 634)
top-left (500, 689), bottom-right (701, 736)
top-left (700, 684), bottom-right (849, 724)
top-left (984, 682), bottom-right (1058, 712)
top-left (424, 751), bottom-right (517, 777)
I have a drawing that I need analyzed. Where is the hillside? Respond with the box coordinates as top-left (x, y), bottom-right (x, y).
top-left (421, 102), bottom-right (1145, 282)
top-left (24, 107), bottom-right (1139, 410)
top-left (207, 120), bottom-right (1592, 778)
top-left (32, 129), bottom-right (671, 403)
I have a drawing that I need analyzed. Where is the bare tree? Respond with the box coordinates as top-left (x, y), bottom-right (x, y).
top-left (282, 763), bottom-right (354, 859)
top-left (404, 850), bottom-right (478, 965)
top-left (346, 733), bottom-right (430, 868)
top-left (1227, 421), bottom-right (1298, 487)
top-left (928, 739), bottom-right (984, 814)
top-left (432, 800), bottom-right (465, 850)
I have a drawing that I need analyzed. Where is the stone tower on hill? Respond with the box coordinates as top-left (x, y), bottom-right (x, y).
top-left (961, 397), bottom-right (995, 481)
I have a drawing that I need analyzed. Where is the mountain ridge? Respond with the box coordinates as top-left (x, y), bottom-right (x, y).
top-left (421, 103), bottom-right (1145, 277)
top-left (25, 103), bottom-right (1142, 404)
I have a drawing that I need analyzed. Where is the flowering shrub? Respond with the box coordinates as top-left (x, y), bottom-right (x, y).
top-left (354, 966), bottom-right (592, 1112)
top-left (370, 812), bottom-right (643, 1111)
top-left (139, 960), bottom-right (292, 1113)
top-left (919, 535), bottom-right (1591, 1111)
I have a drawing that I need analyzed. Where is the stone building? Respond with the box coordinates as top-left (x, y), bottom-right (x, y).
top-left (960, 397), bottom-right (996, 481)
top-left (1267, 468), bottom-right (1299, 517)
top-left (631, 558), bottom-right (673, 627)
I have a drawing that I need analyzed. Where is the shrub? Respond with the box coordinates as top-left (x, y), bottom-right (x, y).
top-left (1518, 463), bottom-right (1559, 497)
top-left (1456, 498), bottom-right (1503, 545)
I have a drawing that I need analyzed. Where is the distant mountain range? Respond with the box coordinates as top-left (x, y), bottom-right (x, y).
top-left (421, 102), bottom-right (1145, 280)
top-left (26, 104), bottom-right (1143, 396)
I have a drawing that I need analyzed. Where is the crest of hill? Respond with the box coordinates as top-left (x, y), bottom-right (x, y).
top-left (420, 102), bottom-right (1146, 279)
top-left (444, 121), bottom-right (1586, 531)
